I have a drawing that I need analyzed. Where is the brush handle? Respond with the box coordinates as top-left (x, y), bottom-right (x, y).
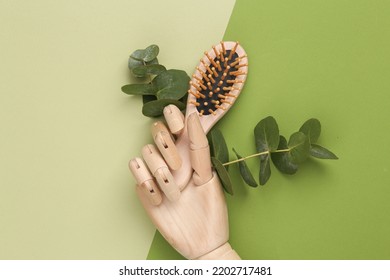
top-left (171, 41), bottom-right (248, 188)
top-left (170, 124), bottom-right (193, 190)
top-left (171, 114), bottom-right (214, 189)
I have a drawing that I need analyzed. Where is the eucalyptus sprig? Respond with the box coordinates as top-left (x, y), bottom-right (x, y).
top-left (209, 116), bottom-right (338, 194)
top-left (121, 44), bottom-right (190, 117)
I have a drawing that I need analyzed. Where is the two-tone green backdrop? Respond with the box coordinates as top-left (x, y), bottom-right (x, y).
top-left (1, 0), bottom-right (389, 259)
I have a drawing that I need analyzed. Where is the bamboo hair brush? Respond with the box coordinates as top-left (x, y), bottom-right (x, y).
top-left (169, 41), bottom-right (248, 189)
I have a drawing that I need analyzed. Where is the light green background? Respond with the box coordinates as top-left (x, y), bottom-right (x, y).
top-left (0, 0), bottom-right (235, 259)
top-left (148, 0), bottom-right (390, 259)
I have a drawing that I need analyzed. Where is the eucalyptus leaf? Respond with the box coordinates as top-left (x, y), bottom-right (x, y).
top-left (254, 116), bottom-right (280, 153)
top-left (142, 99), bottom-right (185, 118)
top-left (146, 57), bottom-right (159, 65)
top-left (132, 64), bottom-right (166, 77)
top-left (259, 153), bottom-right (271, 185)
top-left (152, 69), bottom-right (190, 100)
top-left (208, 129), bottom-right (229, 165)
top-left (130, 49), bottom-right (145, 61)
top-left (130, 44), bottom-right (159, 62)
top-left (233, 148), bottom-right (258, 187)
top-left (271, 136), bottom-right (298, 174)
top-left (310, 144), bottom-right (338, 159)
top-left (143, 44), bottom-right (159, 62)
top-left (128, 57), bottom-right (144, 71)
top-left (299, 118), bottom-right (321, 144)
top-left (121, 84), bottom-right (156, 95)
top-left (288, 132), bottom-right (310, 163)
top-left (211, 157), bottom-right (234, 195)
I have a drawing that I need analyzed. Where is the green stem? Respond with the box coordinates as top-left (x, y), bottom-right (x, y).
top-left (222, 148), bottom-right (291, 166)
top-left (272, 148), bottom-right (291, 153)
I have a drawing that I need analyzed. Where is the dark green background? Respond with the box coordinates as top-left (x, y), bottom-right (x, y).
top-left (148, 0), bottom-right (390, 259)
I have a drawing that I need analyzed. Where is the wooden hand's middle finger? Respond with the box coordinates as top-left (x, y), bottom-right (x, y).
top-left (152, 121), bottom-right (182, 171)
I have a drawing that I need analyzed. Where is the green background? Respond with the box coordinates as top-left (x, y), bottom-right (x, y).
top-left (0, 0), bottom-right (235, 259)
top-left (148, 0), bottom-right (390, 259)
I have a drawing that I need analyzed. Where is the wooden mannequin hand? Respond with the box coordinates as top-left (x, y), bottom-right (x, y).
top-left (129, 105), bottom-right (240, 260)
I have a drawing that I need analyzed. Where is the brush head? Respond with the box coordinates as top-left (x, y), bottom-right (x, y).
top-left (186, 41), bottom-right (248, 133)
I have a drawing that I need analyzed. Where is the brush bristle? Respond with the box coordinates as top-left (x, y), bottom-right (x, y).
top-left (188, 42), bottom-right (247, 116)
